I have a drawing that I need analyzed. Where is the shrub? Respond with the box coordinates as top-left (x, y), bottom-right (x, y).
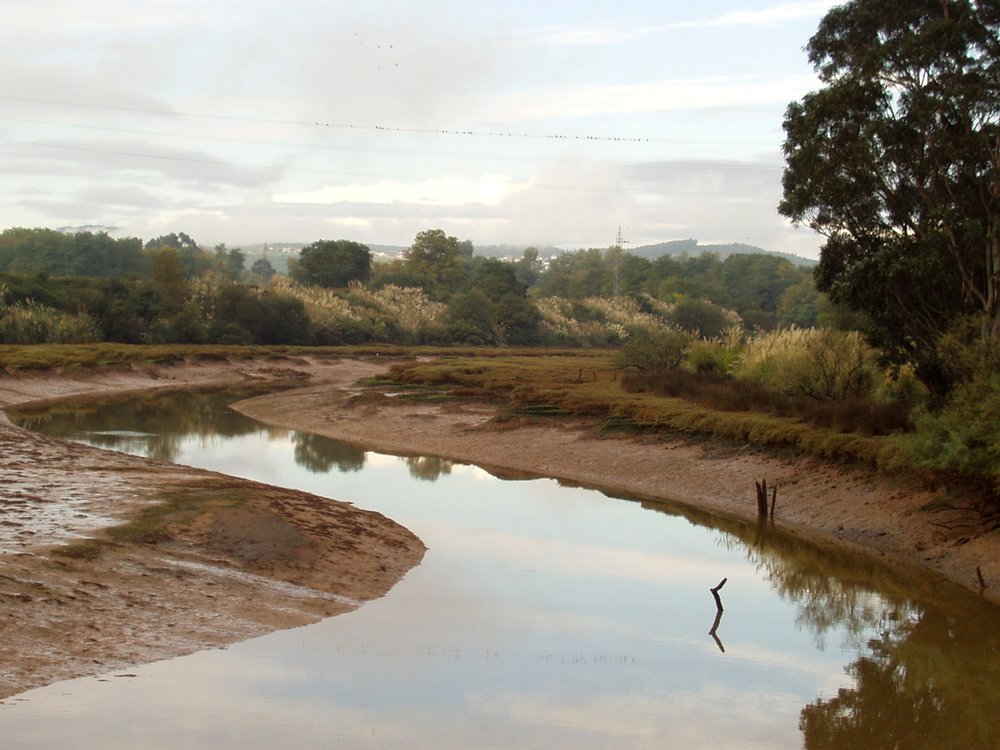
top-left (903, 336), bottom-right (1000, 500)
top-left (0, 300), bottom-right (102, 344)
top-left (617, 326), bottom-right (693, 373)
top-left (735, 328), bottom-right (881, 401)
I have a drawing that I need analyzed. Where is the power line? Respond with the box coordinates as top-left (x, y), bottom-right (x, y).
top-left (0, 93), bottom-right (777, 148)
top-left (0, 115), bottom-right (784, 175)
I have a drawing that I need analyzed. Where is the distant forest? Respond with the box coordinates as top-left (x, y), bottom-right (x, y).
top-left (0, 226), bottom-right (827, 349)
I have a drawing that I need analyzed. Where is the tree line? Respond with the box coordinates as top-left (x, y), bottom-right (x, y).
top-left (0, 225), bottom-right (821, 348)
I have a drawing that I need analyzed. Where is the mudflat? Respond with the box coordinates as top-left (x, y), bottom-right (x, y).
top-left (1, 354), bottom-right (997, 700)
top-left (0, 356), bottom-right (424, 699)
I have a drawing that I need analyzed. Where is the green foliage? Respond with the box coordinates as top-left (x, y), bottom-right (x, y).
top-left (669, 297), bottom-right (738, 339)
top-left (735, 328), bottom-right (881, 401)
top-left (904, 329), bottom-right (1000, 498)
top-left (0, 227), bottom-right (147, 277)
top-left (780, 0), bottom-right (1000, 392)
top-left (249, 257), bottom-right (276, 283)
top-left (148, 248), bottom-right (192, 314)
top-left (686, 340), bottom-right (740, 375)
top-left (618, 327), bottom-right (693, 373)
top-left (144, 232), bottom-right (212, 277)
top-left (212, 244), bottom-right (246, 282)
top-left (291, 239), bottom-right (372, 288)
top-left (0, 300), bottom-right (102, 344)
top-left (777, 279), bottom-right (822, 328)
top-left (403, 229), bottom-right (468, 295)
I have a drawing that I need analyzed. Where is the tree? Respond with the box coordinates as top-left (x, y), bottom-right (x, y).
top-left (779, 0), bottom-right (1000, 391)
top-left (213, 244), bottom-right (245, 282)
top-left (617, 327), bottom-right (693, 374)
top-left (250, 257), bottom-right (276, 283)
top-left (513, 247), bottom-right (543, 287)
top-left (669, 297), bottom-right (736, 339)
top-left (403, 229), bottom-right (467, 295)
top-left (148, 248), bottom-right (190, 314)
top-left (144, 232), bottom-right (211, 278)
top-left (290, 239), bottom-right (372, 288)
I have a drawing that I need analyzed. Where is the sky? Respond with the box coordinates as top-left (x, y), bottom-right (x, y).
top-left (0, 1), bottom-right (839, 258)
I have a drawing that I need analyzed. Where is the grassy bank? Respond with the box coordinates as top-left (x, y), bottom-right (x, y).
top-left (383, 351), bottom-right (908, 471)
top-left (0, 342), bottom-right (597, 372)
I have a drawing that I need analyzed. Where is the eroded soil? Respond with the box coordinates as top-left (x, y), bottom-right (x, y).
top-left (0, 356), bottom-right (424, 700)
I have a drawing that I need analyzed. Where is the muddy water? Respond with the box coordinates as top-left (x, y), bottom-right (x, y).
top-left (5, 389), bottom-right (1000, 749)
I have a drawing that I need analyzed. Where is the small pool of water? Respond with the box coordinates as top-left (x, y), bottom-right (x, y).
top-left (4, 388), bottom-right (1000, 749)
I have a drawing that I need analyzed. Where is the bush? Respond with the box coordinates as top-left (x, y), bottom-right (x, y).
top-left (0, 300), bottom-right (102, 344)
top-left (735, 328), bottom-right (880, 401)
top-left (687, 340), bottom-right (739, 375)
top-left (904, 335), bottom-right (1000, 500)
top-left (617, 327), bottom-right (693, 373)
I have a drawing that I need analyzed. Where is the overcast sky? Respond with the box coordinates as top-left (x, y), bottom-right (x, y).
top-left (1, 1), bottom-right (838, 257)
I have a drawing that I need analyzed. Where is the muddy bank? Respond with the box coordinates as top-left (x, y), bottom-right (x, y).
top-left (0, 357), bottom-right (424, 700)
top-left (234, 382), bottom-right (1000, 605)
top-left (3, 354), bottom-right (998, 699)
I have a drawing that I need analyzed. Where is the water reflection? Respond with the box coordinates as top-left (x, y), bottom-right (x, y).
top-left (405, 455), bottom-right (453, 481)
top-left (7, 389), bottom-right (1000, 749)
top-left (689, 510), bottom-right (1000, 750)
top-left (10, 386), bottom-right (286, 463)
top-left (293, 430), bottom-right (366, 473)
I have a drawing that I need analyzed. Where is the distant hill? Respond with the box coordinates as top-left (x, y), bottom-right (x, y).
top-left (626, 239), bottom-right (815, 267)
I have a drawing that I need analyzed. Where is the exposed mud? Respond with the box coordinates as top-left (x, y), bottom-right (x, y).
top-left (0, 356), bottom-right (424, 700)
top-left (2, 352), bottom-right (998, 701)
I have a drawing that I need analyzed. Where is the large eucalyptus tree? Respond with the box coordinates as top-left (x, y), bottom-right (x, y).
top-left (780, 0), bottom-right (999, 389)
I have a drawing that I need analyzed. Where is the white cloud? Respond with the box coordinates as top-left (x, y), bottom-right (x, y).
top-left (477, 76), bottom-right (819, 122)
top-left (276, 174), bottom-right (532, 208)
top-left (526, 2), bottom-right (834, 46)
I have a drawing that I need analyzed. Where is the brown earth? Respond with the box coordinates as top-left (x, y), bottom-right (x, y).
top-left (0, 356), bottom-right (424, 700)
top-left (2, 354), bottom-right (998, 700)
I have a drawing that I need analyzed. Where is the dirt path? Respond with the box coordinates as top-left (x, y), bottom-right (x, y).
top-left (0, 356), bottom-right (424, 700)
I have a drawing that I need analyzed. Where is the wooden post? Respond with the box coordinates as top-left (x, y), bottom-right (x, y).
top-left (755, 480), bottom-right (768, 518)
top-left (756, 480), bottom-right (777, 521)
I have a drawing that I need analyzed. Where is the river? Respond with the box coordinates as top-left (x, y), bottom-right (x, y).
top-left (4, 387), bottom-right (1000, 749)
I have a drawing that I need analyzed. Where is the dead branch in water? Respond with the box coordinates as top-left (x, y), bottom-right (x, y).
top-left (710, 577), bottom-right (727, 611)
top-left (708, 578), bottom-right (728, 653)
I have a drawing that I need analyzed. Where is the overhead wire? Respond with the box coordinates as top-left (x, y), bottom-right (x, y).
top-left (0, 93), bottom-right (784, 200)
top-left (0, 114), bottom-right (783, 175)
top-left (0, 93), bottom-right (779, 150)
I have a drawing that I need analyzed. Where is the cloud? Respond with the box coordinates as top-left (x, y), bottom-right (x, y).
top-left (276, 174), bottom-right (531, 208)
top-left (525, 2), bottom-right (833, 46)
top-left (476, 76), bottom-right (819, 122)
top-left (4, 0), bottom-right (229, 34)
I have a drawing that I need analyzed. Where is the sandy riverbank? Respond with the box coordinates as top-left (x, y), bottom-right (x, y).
top-left (0, 356), bottom-right (424, 700)
top-left (2, 354), bottom-right (998, 699)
